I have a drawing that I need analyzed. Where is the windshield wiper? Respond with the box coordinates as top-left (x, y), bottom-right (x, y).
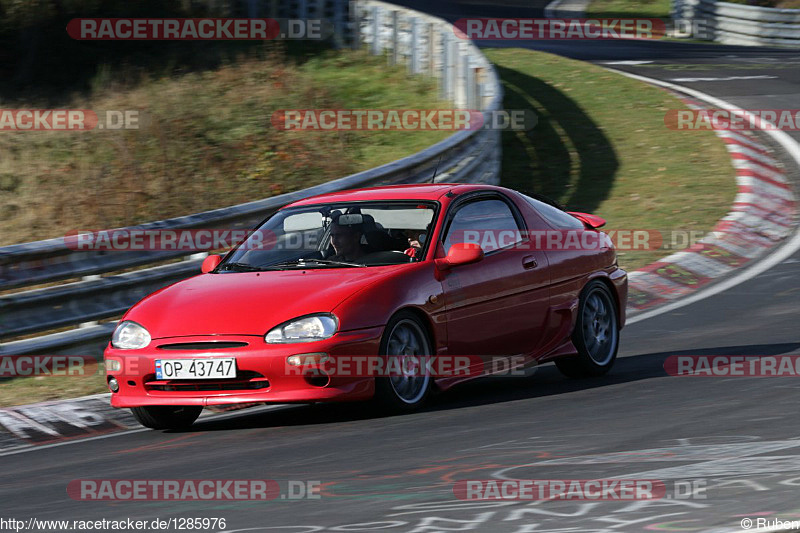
top-left (218, 261), bottom-right (265, 272)
top-left (264, 258), bottom-right (366, 269)
top-left (306, 258), bottom-right (366, 267)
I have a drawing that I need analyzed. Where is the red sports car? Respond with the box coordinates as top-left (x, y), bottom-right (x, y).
top-left (104, 184), bottom-right (627, 429)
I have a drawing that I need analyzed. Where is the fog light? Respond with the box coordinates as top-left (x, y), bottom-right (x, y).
top-left (108, 378), bottom-right (119, 393)
top-left (287, 353), bottom-right (329, 366)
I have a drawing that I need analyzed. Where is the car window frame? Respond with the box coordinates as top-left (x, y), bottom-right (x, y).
top-left (217, 199), bottom-right (442, 270)
top-left (520, 193), bottom-right (585, 231)
top-left (440, 191), bottom-right (529, 257)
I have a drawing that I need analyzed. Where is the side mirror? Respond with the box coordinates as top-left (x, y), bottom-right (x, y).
top-left (201, 254), bottom-right (223, 273)
top-left (435, 242), bottom-right (484, 271)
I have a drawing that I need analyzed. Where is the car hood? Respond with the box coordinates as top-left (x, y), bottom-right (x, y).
top-left (125, 267), bottom-right (399, 338)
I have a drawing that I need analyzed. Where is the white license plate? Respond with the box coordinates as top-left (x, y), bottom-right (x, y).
top-left (155, 358), bottom-right (236, 380)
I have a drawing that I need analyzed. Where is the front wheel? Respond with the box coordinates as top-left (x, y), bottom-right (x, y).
top-left (131, 405), bottom-right (203, 430)
top-left (555, 280), bottom-right (619, 378)
top-left (374, 312), bottom-right (433, 412)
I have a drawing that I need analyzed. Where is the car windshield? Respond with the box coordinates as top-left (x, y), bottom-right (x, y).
top-left (217, 201), bottom-right (437, 271)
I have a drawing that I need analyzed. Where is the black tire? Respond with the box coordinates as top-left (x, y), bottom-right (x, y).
top-left (374, 311), bottom-right (433, 412)
top-left (555, 280), bottom-right (620, 378)
top-left (131, 405), bottom-right (203, 430)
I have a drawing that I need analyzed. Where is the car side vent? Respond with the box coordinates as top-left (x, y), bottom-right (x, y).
top-left (157, 342), bottom-right (249, 350)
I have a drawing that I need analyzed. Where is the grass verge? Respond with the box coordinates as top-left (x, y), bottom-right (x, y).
top-left (0, 48), bottom-right (450, 246)
top-left (586, 0), bottom-right (672, 18)
top-left (0, 363), bottom-right (108, 407)
top-left (485, 48), bottom-right (737, 271)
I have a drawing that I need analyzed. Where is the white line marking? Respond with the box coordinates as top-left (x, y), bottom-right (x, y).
top-left (604, 60), bottom-right (654, 65)
top-left (544, 0), bottom-right (563, 18)
top-left (0, 427), bottom-right (152, 457)
top-left (544, 0), bottom-right (589, 18)
top-left (669, 75), bottom-right (778, 82)
top-left (0, 404), bottom-right (293, 457)
top-left (607, 70), bottom-right (800, 325)
top-left (727, 145), bottom-right (781, 168)
top-left (718, 130), bottom-right (770, 151)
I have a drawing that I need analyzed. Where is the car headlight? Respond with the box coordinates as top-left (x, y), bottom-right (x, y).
top-left (111, 321), bottom-right (152, 350)
top-left (265, 314), bottom-right (338, 344)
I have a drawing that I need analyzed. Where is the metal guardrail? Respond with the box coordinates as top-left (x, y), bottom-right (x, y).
top-left (673, 0), bottom-right (800, 47)
top-left (0, 0), bottom-right (503, 356)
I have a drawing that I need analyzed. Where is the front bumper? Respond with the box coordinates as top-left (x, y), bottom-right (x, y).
top-left (104, 327), bottom-right (383, 408)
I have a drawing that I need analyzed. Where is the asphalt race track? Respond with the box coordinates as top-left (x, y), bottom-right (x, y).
top-left (2, 2), bottom-right (800, 532)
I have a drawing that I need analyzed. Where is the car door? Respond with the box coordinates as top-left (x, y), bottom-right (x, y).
top-left (517, 194), bottom-right (618, 362)
top-left (439, 193), bottom-right (550, 368)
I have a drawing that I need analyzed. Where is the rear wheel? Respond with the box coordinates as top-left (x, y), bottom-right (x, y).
top-left (131, 405), bottom-right (203, 430)
top-left (555, 280), bottom-right (619, 378)
top-left (374, 312), bottom-right (433, 412)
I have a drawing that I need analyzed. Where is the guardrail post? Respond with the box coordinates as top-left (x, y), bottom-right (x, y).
top-left (246, 0), bottom-right (257, 18)
top-left (410, 17), bottom-right (420, 74)
top-left (474, 67), bottom-right (484, 110)
top-left (465, 58), bottom-right (475, 109)
top-left (427, 22), bottom-right (435, 77)
top-left (79, 274), bottom-right (102, 328)
top-left (440, 31), bottom-right (450, 99)
top-left (449, 38), bottom-right (459, 101)
top-left (455, 43), bottom-right (466, 108)
top-left (350, 0), bottom-right (361, 50)
top-left (370, 5), bottom-right (380, 55)
top-left (391, 11), bottom-right (399, 65)
top-left (332, 0), bottom-right (344, 48)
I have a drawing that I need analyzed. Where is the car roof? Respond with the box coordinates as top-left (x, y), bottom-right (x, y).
top-left (286, 183), bottom-right (505, 207)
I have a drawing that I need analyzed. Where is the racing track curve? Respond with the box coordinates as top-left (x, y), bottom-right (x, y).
top-left (1, 2), bottom-right (800, 532)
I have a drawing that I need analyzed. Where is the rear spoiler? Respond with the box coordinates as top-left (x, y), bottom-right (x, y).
top-left (568, 212), bottom-right (606, 229)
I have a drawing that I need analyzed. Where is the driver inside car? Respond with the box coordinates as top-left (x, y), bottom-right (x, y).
top-left (403, 228), bottom-right (428, 258)
top-left (329, 214), bottom-right (368, 262)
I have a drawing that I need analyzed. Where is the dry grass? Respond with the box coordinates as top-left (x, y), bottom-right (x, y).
top-left (586, 0), bottom-right (671, 18)
top-left (0, 49), bottom-right (450, 245)
top-left (0, 362), bottom-right (109, 407)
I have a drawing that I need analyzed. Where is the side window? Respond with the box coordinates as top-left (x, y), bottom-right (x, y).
top-left (443, 198), bottom-right (523, 254)
top-left (523, 195), bottom-right (584, 230)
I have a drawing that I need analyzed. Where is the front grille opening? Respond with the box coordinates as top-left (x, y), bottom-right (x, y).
top-left (157, 342), bottom-right (249, 350)
top-left (145, 371), bottom-right (269, 392)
